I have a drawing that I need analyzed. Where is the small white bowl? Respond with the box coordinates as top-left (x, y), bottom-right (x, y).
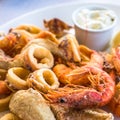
top-left (72, 5), bottom-right (118, 51)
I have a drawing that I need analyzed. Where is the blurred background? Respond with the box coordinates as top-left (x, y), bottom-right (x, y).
top-left (0, 0), bottom-right (119, 25)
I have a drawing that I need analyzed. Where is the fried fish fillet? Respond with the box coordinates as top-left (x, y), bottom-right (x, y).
top-left (51, 104), bottom-right (114, 120)
top-left (9, 88), bottom-right (56, 120)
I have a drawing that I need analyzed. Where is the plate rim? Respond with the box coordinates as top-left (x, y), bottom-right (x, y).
top-left (1, 1), bottom-right (120, 29)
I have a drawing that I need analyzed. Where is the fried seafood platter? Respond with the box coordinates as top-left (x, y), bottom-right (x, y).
top-left (0, 18), bottom-right (120, 120)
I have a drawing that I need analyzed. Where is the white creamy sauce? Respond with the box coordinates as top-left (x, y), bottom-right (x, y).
top-left (76, 8), bottom-right (115, 30)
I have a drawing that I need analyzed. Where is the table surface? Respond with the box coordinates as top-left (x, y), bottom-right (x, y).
top-left (0, 0), bottom-right (120, 26)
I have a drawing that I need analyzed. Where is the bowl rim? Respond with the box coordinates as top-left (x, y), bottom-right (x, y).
top-left (72, 4), bottom-right (118, 33)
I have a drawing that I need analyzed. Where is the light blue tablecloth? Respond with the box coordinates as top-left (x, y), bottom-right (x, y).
top-left (0, 0), bottom-right (75, 25)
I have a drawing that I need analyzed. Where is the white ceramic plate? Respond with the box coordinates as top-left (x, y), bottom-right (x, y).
top-left (0, 2), bottom-right (120, 120)
top-left (1, 2), bottom-right (120, 32)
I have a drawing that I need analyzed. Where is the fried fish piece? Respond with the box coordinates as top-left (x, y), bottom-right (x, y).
top-left (51, 104), bottom-right (114, 120)
top-left (44, 18), bottom-right (72, 38)
top-left (9, 88), bottom-right (56, 120)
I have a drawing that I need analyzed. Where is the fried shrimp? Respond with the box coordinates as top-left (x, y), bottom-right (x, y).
top-left (79, 45), bottom-right (104, 68)
top-left (109, 82), bottom-right (120, 117)
top-left (44, 84), bottom-right (103, 109)
top-left (112, 46), bottom-right (120, 75)
top-left (0, 30), bottom-right (34, 57)
top-left (107, 46), bottom-right (120, 117)
top-left (0, 25), bottom-right (41, 57)
top-left (45, 66), bottom-right (115, 109)
top-left (53, 64), bottom-right (72, 85)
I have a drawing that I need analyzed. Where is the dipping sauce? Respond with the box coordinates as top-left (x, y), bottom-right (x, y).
top-left (76, 8), bottom-right (116, 30)
top-left (72, 6), bottom-right (117, 51)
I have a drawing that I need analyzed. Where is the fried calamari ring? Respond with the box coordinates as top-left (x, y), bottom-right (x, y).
top-left (23, 34), bottom-right (81, 63)
top-left (22, 38), bottom-right (60, 57)
top-left (23, 44), bottom-right (54, 71)
top-left (6, 67), bottom-right (30, 91)
top-left (0, 113), bottom-right (21, 120)
top-left (27, 68), bottom-right (60, 93)
top-left (0, 93), bottom-right (13, 112)
top-left (9, 44), bottom-right (54, 71)
top-left (14, 24), bottom-right (42, 34)
top-left (35, 31), bottom-right (59, 44)
top-left (59, 34), bottom-right (81, 62)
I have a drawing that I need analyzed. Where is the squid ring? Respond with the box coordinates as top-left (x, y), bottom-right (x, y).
top-left (27, 68), bottom-right (60, 93)
top-left (0, 93), bottom-right (13, 112)
top-left (6, 67), bottom-right (30, 90)
top-left (23, 44), bottom-right (54, 71)
top-left (14, 24), bottom-right (42, 34)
